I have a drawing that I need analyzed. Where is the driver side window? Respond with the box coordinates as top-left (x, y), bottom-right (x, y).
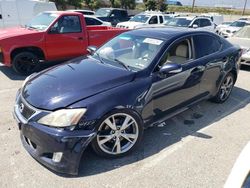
top-left (156, 38), bottom-right (192, 71)
top-left (50, 15), bottom-right (82, 34)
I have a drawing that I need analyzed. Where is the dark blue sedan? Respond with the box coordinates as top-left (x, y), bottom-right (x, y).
top-left (13, 28), bottom-right (241, 175)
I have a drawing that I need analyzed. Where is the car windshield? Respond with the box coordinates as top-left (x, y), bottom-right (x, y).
top-left (95, 8), bottom-right (111, 17)
top-left (165, 18), bottom-right (192, 27)
top-left (94, 33), bottom-right (165, 71)
top-left (130, 15), bottom-right (150, 23)
top-left (26, 12), bottom-right (58, 31)
top-left (234, 27), bottom-right (250, 38)
top-left (230, 21), bottom-right (247, 27)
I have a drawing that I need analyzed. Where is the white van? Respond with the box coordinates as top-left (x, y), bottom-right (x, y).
top-left (0, 0), bottom-right (57, 28)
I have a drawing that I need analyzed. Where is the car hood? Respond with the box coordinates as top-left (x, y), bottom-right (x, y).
top-left (117, 21), bottom-right (144, 29)
top-left (22, 57), bottom-right (135, 110)
top-left (0, 26), bottom-right (41, 39)
top-left (221, 26), bottom-right (240, 32)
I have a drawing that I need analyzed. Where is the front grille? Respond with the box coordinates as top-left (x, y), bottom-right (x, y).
top-left (17, 97), bottom-right (36, 120)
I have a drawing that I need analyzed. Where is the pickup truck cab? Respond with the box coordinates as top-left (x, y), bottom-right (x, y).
top-left (95, 8), bottom-right (131, 26)
top-left (0, 11), bottom-right (127, 75)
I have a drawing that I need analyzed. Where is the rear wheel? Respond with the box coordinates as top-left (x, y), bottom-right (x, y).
top-left (91, 110), bottom-right (143, 158)
top-left (12, 52), bottom-right (40, 75)
top-left (211, 72), bottom-right (235, 103)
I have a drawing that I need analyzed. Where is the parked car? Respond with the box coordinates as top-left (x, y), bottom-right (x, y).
top-left (0, 0), bottom-right (57, 28)
top-left (95, 8), bottom-right (131, 26)
top-left (201, 13), bottom-right (224, 25)
top-left (67, 9), bottom-right (95, 15)
top-left (165, 16), bottom-right (216, 32)
top-left (227, 26), bottom-right (250, 66)
top-left (219, 20), bottom-right (250, 38)
top-left (116, 11), bottom-right (171, 29)
top-left (13, 28), bottom-right (241, 175)
top-left (0, 11), bottom-right (127, 75)
top-left (215, 21), bottom-right (232, 33)
top-left (84, 15), bottom-right (111, 26)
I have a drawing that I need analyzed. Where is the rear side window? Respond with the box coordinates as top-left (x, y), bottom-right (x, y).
top-left (193, 35), bottom-right (221, 58)
top-left (85, 17), bottom-right (102, 25)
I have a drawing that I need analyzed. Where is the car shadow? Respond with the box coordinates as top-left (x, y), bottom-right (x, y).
top-left (74, 86), bottom-right (250, 177)
top-left (0, 61), bottom-right (64, 81)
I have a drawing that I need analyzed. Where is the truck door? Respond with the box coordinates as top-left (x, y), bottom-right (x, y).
top-left (45, 15), bottom-right (88, 61)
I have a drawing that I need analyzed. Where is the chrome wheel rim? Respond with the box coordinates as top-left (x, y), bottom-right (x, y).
top-left (219, 75), bottom-right (234, 101)
top-left (97, 113), bottom-right (139, 155)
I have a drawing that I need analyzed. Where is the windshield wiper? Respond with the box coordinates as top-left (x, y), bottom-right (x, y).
top-left (94, 52), bottom-right (105, 64)
top-left (114, 58), bottom-right (131, 71)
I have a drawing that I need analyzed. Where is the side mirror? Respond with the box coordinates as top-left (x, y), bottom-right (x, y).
top-left (160, 63), bottom-right (182, 74)
top-left (49, 26), bottom-right (59, 34)
top-left (192, 24), bottom-right (198, 29)
top-left (87, 46), bottom-right (97, 55)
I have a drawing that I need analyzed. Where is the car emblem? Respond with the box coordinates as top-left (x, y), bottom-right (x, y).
top-left (19, 103), bottom-right (24, 113)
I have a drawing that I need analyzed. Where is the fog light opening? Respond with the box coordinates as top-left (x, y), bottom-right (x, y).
top-left (52, 152), bottom-right (63, 163)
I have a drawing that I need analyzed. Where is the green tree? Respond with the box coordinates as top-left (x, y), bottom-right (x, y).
top-left (84, 0), bottom-right (101, 10)
top-left (144, 0), bottom-right (156, 11)
top-left (157, 0), bottom-right (167, 12)
top-left (69, 0), bottom-right (82, 8)
top-left (50, 0), bottom-right (67, 9)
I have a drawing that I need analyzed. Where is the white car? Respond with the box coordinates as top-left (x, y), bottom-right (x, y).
top-left (165, 16), bottom-right (216, 32)
top-left (227, 26), bottom-right (250, 66)
top-left (219, 20), bottom-right (250, 38)
top-left (215, 21), bottom-right (232, 33)
top-left (84, 15), bottom-right (111, 26)
top-left (116, 11), bottom-right (173, 29)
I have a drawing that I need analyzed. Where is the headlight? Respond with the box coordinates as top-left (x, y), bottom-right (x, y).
top-left (38, 108), bottom-right (87, 128)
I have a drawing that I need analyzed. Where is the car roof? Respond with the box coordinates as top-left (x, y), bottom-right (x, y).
top-left (129, 27), bottom-right (213, 40)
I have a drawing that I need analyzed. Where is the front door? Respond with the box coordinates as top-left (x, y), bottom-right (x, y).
top-left (45, 15), bottom-right (87, 61)
top-left (150, 37), bottom-right (205, 120)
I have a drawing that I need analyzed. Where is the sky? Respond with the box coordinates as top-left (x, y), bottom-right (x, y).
top-left (179, 0), bottom-right (250, 9)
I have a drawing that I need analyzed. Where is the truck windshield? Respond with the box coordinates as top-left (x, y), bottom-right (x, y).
top-left (94, 33), bottom-right (165, 71)
top-left (130, 15), bottom-right (150, 23)
top-left (165, 18), bottom-right (192, 27)
top-left (26, 13), bottom-right (59, 31)
top-left (95, 8), bottom-right (111, 17)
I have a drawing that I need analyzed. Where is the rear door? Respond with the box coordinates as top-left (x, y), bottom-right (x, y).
top-left (192, 34), bottom-right (224, 95)
top-left (200, 18), bottom-right (214, 31)
top-left (45, 15), bottom-right (88, 60)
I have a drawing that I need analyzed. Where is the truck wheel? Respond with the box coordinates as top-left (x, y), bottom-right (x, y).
top-left (91, 109), bottom-right (143, 158)
top-left (12, 52), bottom-right (40, 75)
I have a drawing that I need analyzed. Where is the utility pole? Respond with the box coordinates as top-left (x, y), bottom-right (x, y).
top-left (242, 0), bottom-right (248, 16)
top-left (191, 0), bottom-right (196, 13)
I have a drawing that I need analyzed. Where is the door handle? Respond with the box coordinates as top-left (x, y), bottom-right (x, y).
top-left (191, 66), bottom-right (205, 74)
top-left (78, 37), bottom-right (83, 40)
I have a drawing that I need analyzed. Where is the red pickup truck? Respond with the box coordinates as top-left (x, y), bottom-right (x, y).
top-left (0, 11), bottom-right (128, 75)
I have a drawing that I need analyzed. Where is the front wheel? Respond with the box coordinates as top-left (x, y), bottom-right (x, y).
top-left (211, 73), bottom-right (235, 103)
top-left (12, 52), bottom-right (40, 75)
top-left (91, 110), bottom-right (143, 158)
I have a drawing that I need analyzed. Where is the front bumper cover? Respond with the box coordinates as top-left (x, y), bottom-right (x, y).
top-left (13, 99), bottom-right (96, 175)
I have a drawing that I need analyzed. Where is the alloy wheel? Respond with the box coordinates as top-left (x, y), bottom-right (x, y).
top-left (219, 75), bottom-right (234, 101)
top-left (97, 113), bottom-right (139, 155)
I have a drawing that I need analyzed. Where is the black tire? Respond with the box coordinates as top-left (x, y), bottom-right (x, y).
top-left (211, 72), bottom-right (235, 103)
top-left (12, 52), bottom-right (40, 75)
top-left (91, 109), bottom-right (144, 158)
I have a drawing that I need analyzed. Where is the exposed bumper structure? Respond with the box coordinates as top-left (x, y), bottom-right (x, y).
top-left (13, 94), bottom-right (96, 175)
